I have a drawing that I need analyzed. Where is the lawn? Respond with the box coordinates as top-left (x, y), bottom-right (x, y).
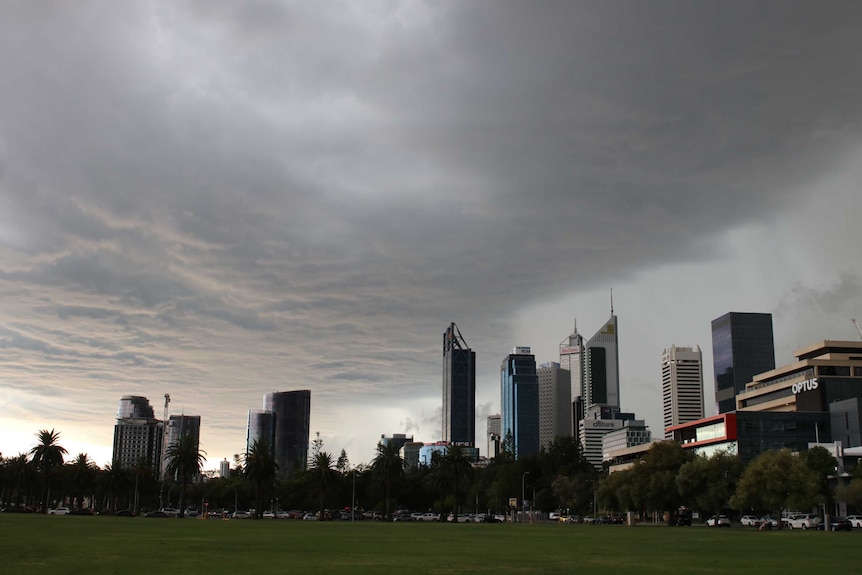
top-left (1, 515), bottom-right (860, 575)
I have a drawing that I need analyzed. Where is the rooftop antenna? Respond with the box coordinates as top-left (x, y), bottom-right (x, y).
top-left (610, 288), bottom-right (614, 316)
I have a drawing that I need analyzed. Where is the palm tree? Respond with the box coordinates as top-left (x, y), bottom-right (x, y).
top-left (443, 445), bottom-right (473, 518)
top-left (310, 451), bottom-right (336, 517)
top-left (70, 453), bottom-right (96, 510)
top-left (131, 456), bottom-right (152, 515)
top-left (371, 442), bottom-right (404, 520)
top-left (29, 429), bottom-right (67, 512)
top-left (102, 459), bottom-right (129, 512)
top-left (244, 438), bottom-right (277, 519)
top-left (164, 433), bottom-right (206, 518)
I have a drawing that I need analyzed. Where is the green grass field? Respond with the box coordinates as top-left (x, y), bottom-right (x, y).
top-left (2, 515), bottom-right (860, 575)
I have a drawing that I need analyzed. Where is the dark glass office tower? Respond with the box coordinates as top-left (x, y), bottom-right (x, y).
top-left (264, 390), bottom-right (311, 478)
top-left (711, 312), bottom-right (775, 414)
top-left (246, 409), bottom-right (276, 455)
top-left (501, 347), bottom-right (540, 459)
top-left (443, 323), bottom-right (476, 446)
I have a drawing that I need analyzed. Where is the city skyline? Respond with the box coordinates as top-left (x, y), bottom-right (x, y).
top-left (2, 2), bottom-right (862, 469)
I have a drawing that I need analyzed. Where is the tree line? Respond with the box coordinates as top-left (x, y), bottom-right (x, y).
top-left (4, 429), bottom-right (860, 521)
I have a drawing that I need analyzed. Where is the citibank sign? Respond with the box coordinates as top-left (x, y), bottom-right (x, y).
top-left (791, 378), bottom-right (818, 395)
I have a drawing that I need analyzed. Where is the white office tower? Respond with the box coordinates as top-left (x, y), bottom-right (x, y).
top-left (560, 320), bottom-right (585, 432)
top-left (584, 315), bottom-right (620, 408)
top-left (537, 362), bottom-right (572, 449)
top-left (602, 420), bottom-right (651, 462)
top-left (662, 345), bottom-right (704, 439)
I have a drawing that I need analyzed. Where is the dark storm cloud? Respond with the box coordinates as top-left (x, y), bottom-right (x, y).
top-left (2, 1), bottom-right (861, 461)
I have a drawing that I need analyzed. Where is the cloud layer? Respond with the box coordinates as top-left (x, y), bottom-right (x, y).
top-left (2, 1), bottom-right (862, 465)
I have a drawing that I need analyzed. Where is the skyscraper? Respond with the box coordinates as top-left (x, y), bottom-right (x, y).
top-left (112, 395), bottom-right (163, 478)
top-left (442, 323), bottom-right (476, 446)
top-left (559, 320), bottom-right (585, 434)
top-left (264, 390), bottom-right (311, 478)
top-left (500, 346), bottom-right (539, 459)
top-left (162, 414), bottom-right (202, 479)
top-left (487, 414), bottom-right (501, 459)
top-left (711, 312), bottom-right (775, 414)
top-left (537, 362), bottom-right (572, 449)
top-left (247, 409), bottom-right (276, 455)
top-left (662, 345), bottom-right (704, 439)
top-left (584, 314), bottom-right (620, 408)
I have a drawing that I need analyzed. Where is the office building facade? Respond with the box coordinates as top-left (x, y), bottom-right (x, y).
top-left (662, 345), bottom-right (705, 439)
top-left (112, 395), bottom-right (163, 478)
top-left (442, 323), bottom-right (476, 446)
top-left (711, 312), bottom-right (775, 414)
top-left (380, 434), bottom-right (413, 453)
top-left (246, 409), bottom-right (276, 456)
top-left (501, 347), bottom-right (540, 459)
top-left (162, 414), bottom-right (202, 479)
top-left (264, 390), bottom-right (311, 478)
top-left (487, 414), bottom-right (501, 459)
top-left (584, 315), bottom-right (620, 408)
top-left (560, 321), bottom-right (585, 433)
top-left (537, 362), bottom-right (572, 449)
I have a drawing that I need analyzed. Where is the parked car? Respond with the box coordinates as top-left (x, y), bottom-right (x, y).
top-left (846, 515), bottom-right (862, 528)
top-left (146, 510), bottom-right (168, 518)
top-left (262, 510), bottom-right (275, 519)
top-left (493, 514), bottom-right (507, 523)
top-left (740, 515), bottom-right (760, 527)
top-left (68, 508), bottom-right (95, 516)
top-left (115, 509), bottom-right (134, 517)
top-left (232, 510), bottom-right (250, 519)
top-left (706, 515), bottom-right (731, 527)
top-left (48, 507), bottom-right (71, 515)
top-left (159, 508), bottom-right (179, 517)
top-left (302, 512), bottom-right (318, 521)
top-left (817, 517), bottom-right (852, 531)
top-left (549, 511), bottom-right (561, 521)
top-left (417, 512), bottom-right (440, 522)
top-left (787, 514), bottom-right (821, 530)
top-left (781, 513), bottom-right (803, 527)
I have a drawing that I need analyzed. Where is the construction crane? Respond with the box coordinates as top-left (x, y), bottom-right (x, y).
top-left (853, 318), bottom-right (862, 341)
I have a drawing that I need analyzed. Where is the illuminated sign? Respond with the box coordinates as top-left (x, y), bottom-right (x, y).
top-left (560, 346), bottom-right (581, 354)
top-left (791, 378), bottom-right (819, 395)
top-left (512, 346), bottom-right (531, 354)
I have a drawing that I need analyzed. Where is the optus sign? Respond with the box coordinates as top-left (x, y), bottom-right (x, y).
top-left (791, 378), bottom-right (818, 395)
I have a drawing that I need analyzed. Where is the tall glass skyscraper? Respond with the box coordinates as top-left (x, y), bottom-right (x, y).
top-left (500, 347), bottom-right (539, 459)
top-left (264, 390), bottom-right (311, 478)
top-left (711, 312), bottom-right (775, 414)
top-left (584, 315), bottom-right (620, 408)
top-left (442, 323), bottom-right (476, 446)
top-left (246, 409), bottom-right (276, 455)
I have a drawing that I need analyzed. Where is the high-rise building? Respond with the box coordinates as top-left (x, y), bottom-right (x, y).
top-left (162, 414), bottom-right (202, 478)
top-left (112, 395), bottom-right (163, 479)
top-left (487, 414), bottom-right (501, 459)
top-left (662, 345), bottom-right (705, 439)
top-left (602, 419), bottom-right (651, 461)
top-left (442, 323), bottom-right (476, 446)
top-left (264, 390), bottom-right (311, 479)
top-left (560, 320), bottom-right (585, 435)
top-left (584, 315), bottom-right (620, 408)
top-left (501, 347), bottom-right (540, 459)
top-left (711, 312), bottom-right (775, 414)
top-left (537, 362), bottom-right (572, 449)
top-left (219, 458), bottom-right (230, 478)
top-left (246, 409), bottom-right (276, 455)
top-left (380, 434), bottom-right (413, 453)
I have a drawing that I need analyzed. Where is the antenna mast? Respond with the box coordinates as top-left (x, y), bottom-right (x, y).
top-left (853, 318), bottom-right (862, 341)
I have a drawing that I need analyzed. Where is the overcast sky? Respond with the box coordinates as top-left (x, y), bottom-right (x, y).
top-left (2, 1), bottom-right (862, 469)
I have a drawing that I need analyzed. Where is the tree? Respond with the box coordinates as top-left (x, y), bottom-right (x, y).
top-left (800, 446), bottom-right (838, 508)
top-left (29, 429), bottom-right (67, 512)
top-left (442, 445), bottom-right (473, 517)
top-left (310, 450), bottom-right (337, 517)
top-left (164, 433), bottom-right (206, 518)
top-left (70, 453), bottom-right (96, 510)
top-left (677, 451), bottom-right (743, 518)
top-left (336, 449), bottom-right (350, 475)
top-left (131, 455), bottom-right (152, 515)
top-left (244, 438), bottom-right (277, 519)
top-left (730, 449), bottom-right (819, 525)
top-left (102, 459), bottom-right (129, 512)
top-left (371, 442), bottom-right (404, 519)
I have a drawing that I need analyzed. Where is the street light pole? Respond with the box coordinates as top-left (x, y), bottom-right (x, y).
top-left (521, 471), bottom-right (529, 524)
top-left (351, 468), bottom-right (356, 523)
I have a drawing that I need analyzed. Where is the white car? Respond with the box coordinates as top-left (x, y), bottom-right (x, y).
top-left (846, 515), bottom-right (862, 528)
top-left (706, 515), bottom-right (731, 527)
top-left (740, 515), bottom-right (760, 527)
top-left (416, 512), bottom-right (440, 522)
top-left (787, 514), bottom-right (821, 530)
top-left (48, 507), bottom-right (71, 515)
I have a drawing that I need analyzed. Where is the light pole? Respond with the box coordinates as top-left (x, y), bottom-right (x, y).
top-left (521, 471), bottom-right (529, 524)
